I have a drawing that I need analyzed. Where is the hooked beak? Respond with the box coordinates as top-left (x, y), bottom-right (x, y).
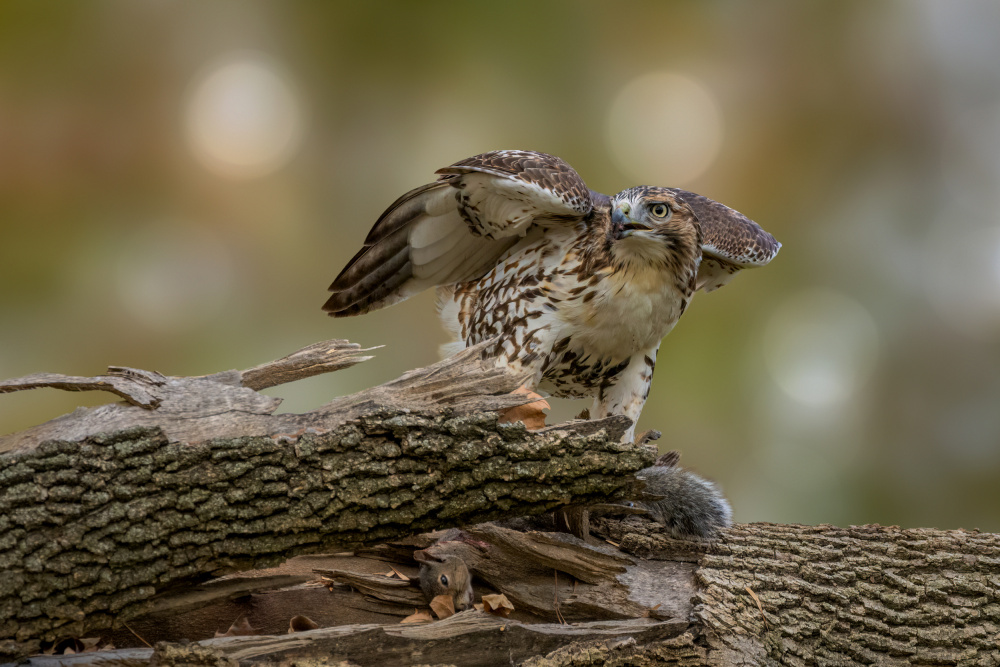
top-left (612, 202), bottom-right (649, 239)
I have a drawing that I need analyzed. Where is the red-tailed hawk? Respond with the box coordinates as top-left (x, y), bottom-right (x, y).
top-left (324, 150), bottom-right (780, 440)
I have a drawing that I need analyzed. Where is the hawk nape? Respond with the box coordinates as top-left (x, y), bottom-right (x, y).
top-left (324, 150), bottom-right (780, 441)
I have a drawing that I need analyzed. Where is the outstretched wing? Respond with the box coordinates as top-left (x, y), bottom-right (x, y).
top-left (324, 150), bottom-right (593, 317)
top-left (667, 189), bottom-right (781, 293)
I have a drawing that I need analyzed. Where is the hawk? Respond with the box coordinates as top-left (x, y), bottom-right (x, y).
top-left (324, 150), bottom-right (780, 440)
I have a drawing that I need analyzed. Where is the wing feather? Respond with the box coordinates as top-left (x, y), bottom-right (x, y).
top-left (412, 233), bottom-right (477, 281)
top-left (409, 211), bottom-right (462, 250)
top-left (447, 235), bottom-right (517, 283)
top-left (436, 150), bottom-right (593, 220)
top-left (324, 150), bottom-right (594, 317)
top-left (363, 183), bottom-right (453, 245)
top-left (665, 188), bottom-right (781, 293)
top-left (323, 227), bottom-right (411, 313)
top-left (409, 214), bottom-right (466, 266)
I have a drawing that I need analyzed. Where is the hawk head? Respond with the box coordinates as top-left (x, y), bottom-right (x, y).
top-left (608, 186), bottom-right (703, 270)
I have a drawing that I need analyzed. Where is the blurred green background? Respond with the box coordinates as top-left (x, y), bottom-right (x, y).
top-left (2, 1), bottom-right (999, 530)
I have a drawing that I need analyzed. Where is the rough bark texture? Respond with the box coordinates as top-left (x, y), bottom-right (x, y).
top-left (698, 524), bottom-right (1000, 665)
top-left (0, 414), bottom-right (649, 660)
top-left (18, 520), bottom-right (1000, 666)
top-left (599, 518), bottom-right (1000, 666)
top-left (6, 340), bottom-right (1000, 666)
top-left (0, 339), bottom-right (657, 660)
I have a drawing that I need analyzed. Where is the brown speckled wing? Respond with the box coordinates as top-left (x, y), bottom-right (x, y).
top-left (325, 150), bottom-right (596, 317)
top-left (667, 189), bottom-right (780, 267)
top-left (662, 189), bottom-right (780, 293)
top-left (436, 150), bottom-right (594, 218)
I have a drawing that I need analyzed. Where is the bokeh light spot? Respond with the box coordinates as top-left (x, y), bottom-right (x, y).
top-left (763, 289), bottom-right (879, 407)
top-left (605, 72), bottom-right (723, 186)
top-left (184, 53), bottom-right (303, 179)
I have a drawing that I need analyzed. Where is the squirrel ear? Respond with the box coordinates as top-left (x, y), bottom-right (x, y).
top-left (413, 549), bottom-right (445, 564)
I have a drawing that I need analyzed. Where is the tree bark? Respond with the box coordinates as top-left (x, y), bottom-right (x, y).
top-left (5, 341), bottom-right (999, 666)
top-left (15, 520), bottom-right (1000, 666)
top-left (0, 341), bottom-right (653, 660)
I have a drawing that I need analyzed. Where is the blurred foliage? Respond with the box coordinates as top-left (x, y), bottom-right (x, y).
top-left (1, 0), bottom-right (999, 530)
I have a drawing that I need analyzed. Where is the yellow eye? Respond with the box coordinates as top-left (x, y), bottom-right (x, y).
top-left (650, 203), bottom-right (671, 218)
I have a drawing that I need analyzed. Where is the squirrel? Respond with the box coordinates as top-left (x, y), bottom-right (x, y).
top-left (412, 549), bottom-right (474, 611)
top-left (626, 450), bottom-right (733, 538)
top-left (497, 450), bottom-right (732, 541)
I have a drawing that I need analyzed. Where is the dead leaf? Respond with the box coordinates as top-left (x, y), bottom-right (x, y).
top-left (80, 638), bottom-right (102, 653)
top-left (378, 565), bottom-right (411, 581)
top-left (481, 593), bottom-right (514, 617)
top-left (473, 603), bottom-right (484, 612)
top-left (51, 638), bottom-right (84, 655)
top-left (430, 594), bottom-right (456, 619)
top-left (499, 386), bottom-right (550, 429)
top-left (215, 617), bottom-right (259, 637)
top-left (288, 615), bottom-right (320, 633)
top-left (401, 608), bottom-right (434, 624)
top-left (642, 603), bottom-right (671, 620)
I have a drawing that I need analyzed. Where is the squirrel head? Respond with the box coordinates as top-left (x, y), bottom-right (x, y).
top-left (413, 550), bottom-right (474, 611)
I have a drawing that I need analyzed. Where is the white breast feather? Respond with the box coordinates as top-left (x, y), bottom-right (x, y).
top-left (559, 266), bottom-right (690, 360)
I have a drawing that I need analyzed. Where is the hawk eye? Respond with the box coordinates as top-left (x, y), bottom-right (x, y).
top-left (650, 203), bottom-right (671, 219)
top-left (440, 574), bottom-right (449, 586)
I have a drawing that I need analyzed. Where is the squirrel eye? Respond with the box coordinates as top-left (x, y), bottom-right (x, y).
top-left (650, 203), bottom-right (670, 218)
top-left (440, 574), bottom-right (448, 585)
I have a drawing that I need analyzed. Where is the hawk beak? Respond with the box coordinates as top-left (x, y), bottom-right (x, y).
top-left (612, 202), bottom-right (648, 238)
top-left (611, 205), bottom-right (629, 229)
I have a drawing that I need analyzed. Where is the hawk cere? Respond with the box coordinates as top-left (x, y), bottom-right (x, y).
top-left (324, 150), bottom-right (780, 441)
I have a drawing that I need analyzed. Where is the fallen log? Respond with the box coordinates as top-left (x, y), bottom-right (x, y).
top-left (6, 340), bottom-right (1000, 666)
top-left (0, 340), bottom-right (653, 659)
top-left (15, 518), bottom-right (1000, 666)
top-left (19, 615), bottom-right (693, 667)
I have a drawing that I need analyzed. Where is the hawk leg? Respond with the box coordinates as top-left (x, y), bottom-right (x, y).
top-left (589, 347), bottom-right (658, 442)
